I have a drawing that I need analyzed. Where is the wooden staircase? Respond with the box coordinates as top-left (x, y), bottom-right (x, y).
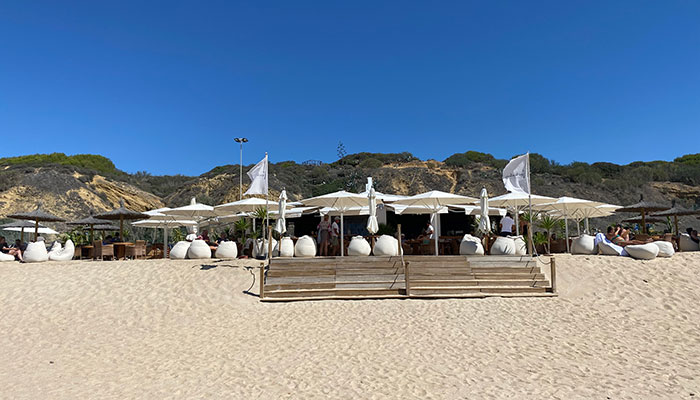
top-left (261, 255), bottom-right (556, 302)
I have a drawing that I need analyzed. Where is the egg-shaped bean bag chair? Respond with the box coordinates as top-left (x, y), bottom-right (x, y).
top-left (571, 234), bottom-right (596, 255)
top-left (24, 241), bottom-right (49, 263)
top-left (253, 238), bottom-right (278, 258)
top-left (598, 240), bottom-right (625, 256)
top-left (170, 241), bottom-right (190, 259)
top-left (459, 234), bottom-right (484, 255)
top-left (187, 239), bottom-right (211, 259)
top-left (509, 235), bottom-right (527, 255)
top-left (373, 235), bottom-right (399, 256)
top-left (214, 241), bottom-right (238, 259)
top-left (0, 252), bottom-right (15, 261)
top-left (347, 236), bottom-right (371, 256)
top-left (276, 237), bottom-right (294, 258)
top-left (49, 240), bottom-right (74, 261)
top-left (652, 241), bottom-right (674, 258)
top-left (490, 236), bottom-right (516, 255)
top-left (625, 243), bottom-right (659, 260)
top-left (49, 241), bottom-right (62, 253)
top-left (294, 235), bottom-right (317, 258)
top-left (679, 234), bottom-right (700, 251)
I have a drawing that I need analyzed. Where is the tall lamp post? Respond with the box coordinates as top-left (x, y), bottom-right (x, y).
top-left (234, 137), bottom-right (248, 200)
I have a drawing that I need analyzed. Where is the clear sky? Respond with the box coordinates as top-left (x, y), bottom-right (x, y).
top-left (1, 1), bottom-right (699, 175)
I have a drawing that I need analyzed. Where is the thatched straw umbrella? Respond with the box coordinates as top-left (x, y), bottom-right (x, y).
top-left (622, 216), bottom-right (664, 225)
top-left (94, 199), bottom-right (148, 241)
top-left (649, 200), bottom-right (700, 235)
top-left (68, 213), bottom-right (110, 243)
top-left (616, 195), bottom-right (669, 234)
top-left (7, 204), bottom-right (65, 241)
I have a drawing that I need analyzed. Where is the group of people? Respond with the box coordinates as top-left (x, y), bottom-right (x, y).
top-left (317, 215), bottom-right (341, 256)
top-left (0, 236), bottom-right (26, 262)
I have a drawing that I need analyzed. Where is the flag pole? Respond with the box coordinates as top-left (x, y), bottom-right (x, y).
top-left (527, 152), bottom-right (534, 255)
top-left (265, 153), bottom-right (270, 258)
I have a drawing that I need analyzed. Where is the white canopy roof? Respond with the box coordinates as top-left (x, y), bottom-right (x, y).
top-left (301, 190), bottom-right (368, 211)
top-left (533, 196), bottom-right (606, 217)
top-left (163, 198), bottom-right (217, 219)
top-left (389, 204), bottom-right (449, 215)
top-left (214, 197), bottom-right (290, 214)
top-left (391, 190), bottom-right (477, 210)
top-left (488, 192), bottom-right (556, 209)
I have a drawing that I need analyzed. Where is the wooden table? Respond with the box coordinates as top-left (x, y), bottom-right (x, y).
top-left (113, 242), bottom-right (134, 260)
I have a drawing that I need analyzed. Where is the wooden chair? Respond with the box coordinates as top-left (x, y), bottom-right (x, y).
top-left (93, 240), bottom-right (114, 261)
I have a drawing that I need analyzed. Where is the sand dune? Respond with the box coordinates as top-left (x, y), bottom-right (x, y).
top-left (1, 253), bottom-right (699, 399)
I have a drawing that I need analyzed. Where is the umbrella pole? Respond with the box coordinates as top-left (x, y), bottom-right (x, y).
top-left (163, 226), bottom-right (168, 258)
top-left (340, 213), bottom-right (344, 257)
top-left (515, 208), bottom-right (520, 236)
top-left (576, 219), bottom-right (580, 236)
top-left (434, 212), bottom-right (439, 256)
top-left (565, 217), bottom-right (570, 253)
top-left (120, 216), bottom-right (124, 241)
top-left (35, 221), bottom-right (39, 242)
top-left (90, 225), bottom-right (94, 243)
top-left (585, 218), bottom-right (590, 234)
top-left (641, 210), bottom-right (646, 234)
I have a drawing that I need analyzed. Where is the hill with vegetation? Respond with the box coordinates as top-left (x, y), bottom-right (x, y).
top-left (1, 151), bottom-right (699, 230)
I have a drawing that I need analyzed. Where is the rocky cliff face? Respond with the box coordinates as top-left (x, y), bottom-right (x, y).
top-left (0, 166), bottom-right (163, 220)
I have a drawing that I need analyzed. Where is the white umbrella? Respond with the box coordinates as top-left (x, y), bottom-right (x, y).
top-left (319, 206), bottom-right (369, 216)
top-left (389, 205), bottom-right (449, 215)
top-left (3, 226), bottom-right (58, 235)
top-left (488, 192), bottom-right (556, 235)
top-left (572, 204), bottom-right (620, 234)
top-left (478, 187), bottom-right (490, 235)
top-left (534, 196), bottom-right (606, 252)
top-left (275, 190), bottom-right (287, 234)
top-left (366, 187), bottom-right (379, 235)
top-left (163, 197), bottom-right (217, 237)
top-left (448, 205), bottom-right (507, 216)
top-left (301, 190), bottom-right (368, 256)
top-left (140, 207), bottom-right (198, 258)
top-left (392, 190), bottom-right (478, 255)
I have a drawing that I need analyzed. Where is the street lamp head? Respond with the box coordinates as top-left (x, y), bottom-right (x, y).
top-left (234, 137), bottom-right (249, 143)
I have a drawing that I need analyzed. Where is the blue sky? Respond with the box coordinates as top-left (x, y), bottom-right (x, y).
top-left (1, 1), bottom-right (699, 175)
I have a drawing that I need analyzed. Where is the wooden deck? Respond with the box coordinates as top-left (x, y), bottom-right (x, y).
top-left (261, 255), bottom-right (556, 302)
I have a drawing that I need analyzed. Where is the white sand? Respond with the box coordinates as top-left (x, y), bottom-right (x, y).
top-left (1, 253), bottom-right (699, 399)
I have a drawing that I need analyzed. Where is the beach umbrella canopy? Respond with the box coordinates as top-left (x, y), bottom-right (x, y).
top-left (3, 226), bottom-right (58, 235)
top-left (616, 195), bottom-right (669, 234)
top-left (392, 191), bottom-right (478, 255)
top-left (94, 198), bottom-right (149, 240)
top-left (448, 205), bottom-right (507, 216)
top-left (1, 220), bottom-right (58, 237)
top-left (302, 190), bottom-right (369, 256)
top-left (389, 204), bottom-right (449, 215)
top-left (275, 190), bottom-right (288, 234)
top-left (649, 200), bottom-right (700, 235)
top-left (89, 224), bottom-right (121, 231)
top-left (214, 197), bottom-right (288, 215)
top-left (534, 197), bottom-right (606, 251)
top-left (7, 204), bottom-right (65, 241)
top-left (488, 192), bottom-right (556, 235)
top-left (478, 187), bottom-right (491, 235)
top-left (164, 198), bottom-right (217, 219)
top-left (366, 188), bottom-right (379, 235)
top-left (68, 212), bottom-right (111, 242)
top-left (132, 219), bottom-right (197, 229)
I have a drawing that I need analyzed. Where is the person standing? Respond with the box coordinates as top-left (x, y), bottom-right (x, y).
top-left (318, 215), bottom-right (332, 256)
top-left (499, 213), bottom-right (515, 237)
top-left (331, 217), bottom-right (340, 256)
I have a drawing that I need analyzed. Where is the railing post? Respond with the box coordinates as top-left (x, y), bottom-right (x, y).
top-left (268, 226), bottom-right (273, 260)
top-left (404, 261), bottom-right (411, 297)
top-left (549, 257), bottom-right (557, 293)
top-left (259, 262), bottom-right (265, 299)
top-left (397, 224), bottom-right (403, 256)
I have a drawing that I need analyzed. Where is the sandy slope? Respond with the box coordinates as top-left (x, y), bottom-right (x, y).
top-left (1, 253), bottom-right (699, 399)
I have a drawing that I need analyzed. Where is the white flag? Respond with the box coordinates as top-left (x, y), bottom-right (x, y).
top-left (502, 153), bottom-right (530, 194)
top-left (244, 155), bottom-right (268, 196)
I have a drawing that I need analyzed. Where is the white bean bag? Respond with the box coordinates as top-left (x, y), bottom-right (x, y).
top-left (490, 236), bottom-right (515, 255)
top-left (571, 234), bottom-right (596, 255)
top-left (24, 241), bottom-right (49, 263)
top-left (509, 235), bottom-right (527, 256)
top-left (347, 236), bottom-right (371, 256)
top-left (253, 238), bottom-right (278, 258)
top-left (187, 240), bottom-right (212, 259)
top-left (49, 240), bottom-right (75, 261)
top-left (276, 237), bottom-right (294, 257)
top-left (625, 243), bottom-right (659, 260)
top-left (459, 234), bottom-right (484, 255)
top-left (0, 252), bottom-right (15, 261)
top-left (373, 235), bottom-right (399, 256)
top-left (294, 235), bottom-right (317, 258)
top-left (214, 241), bottom-right (238, 259)
top-left (170, 241), bottom-right (191, 259)
top-left (679, 234), bottom-right (700, 251)
top-left (598, 240), bottom-right (625, 256)
top-left (652, 241), bottom-right (675, 258)
top-left (49, 241), bottom-right (62, 253)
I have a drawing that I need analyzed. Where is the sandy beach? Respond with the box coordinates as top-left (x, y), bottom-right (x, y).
top-left (1, 253), bottom-right (699, 399)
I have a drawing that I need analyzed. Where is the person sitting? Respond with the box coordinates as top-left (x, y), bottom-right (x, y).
top-left (197, 229), bottom-right (213, 245)
top-left (687, 228), bottom-right (700, 244)
top-left (5, 238), bottom-right (25, 262)
top-left (499, 213), bottom-right (515, 237)
top-left (612, 226), bottom-right (651, 246)
top-left (594, 226), bottom-right (628, 256)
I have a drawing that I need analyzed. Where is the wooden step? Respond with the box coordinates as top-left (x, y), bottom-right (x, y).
top-left (264, 287), bottom-right (404, 298)
top-left (409, 286), bottom-right (547, 296)
top-left (410, 280), bottom-right (549, 287)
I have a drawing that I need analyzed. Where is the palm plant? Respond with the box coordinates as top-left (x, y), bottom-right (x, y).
top-left (234, 218), bottom-right (251, 243)
top-left (537, 214), bottom-right (560, 254)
